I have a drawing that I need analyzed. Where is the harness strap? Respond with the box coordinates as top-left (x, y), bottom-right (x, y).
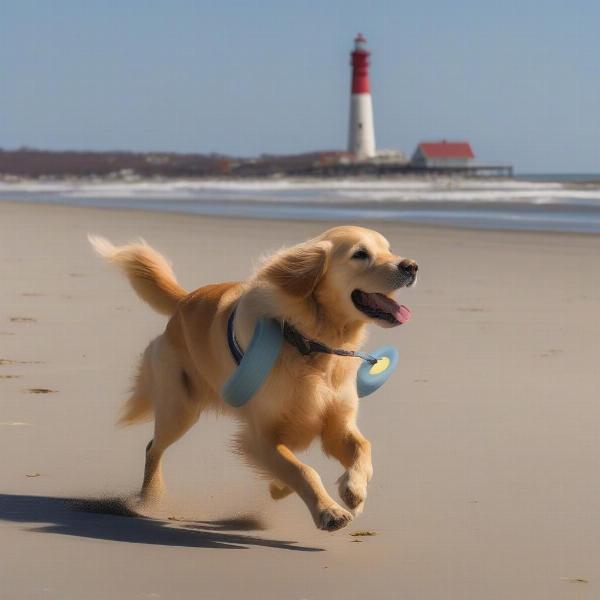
top-left (227, 308), bottom-right (244, 365)
top-left (227, 306), bottom-right (378, 367)
top-left (282, 322), bottom-right (378, 365)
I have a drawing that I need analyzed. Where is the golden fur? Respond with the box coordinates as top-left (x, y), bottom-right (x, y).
top-left (89, 226), bottom-right (417, 531)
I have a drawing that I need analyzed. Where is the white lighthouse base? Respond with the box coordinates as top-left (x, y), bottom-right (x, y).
top-left (348, 93), bottom-right (376, 159)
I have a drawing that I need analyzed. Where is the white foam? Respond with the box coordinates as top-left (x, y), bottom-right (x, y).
top-left (2, 177), bottom-right (600, 234)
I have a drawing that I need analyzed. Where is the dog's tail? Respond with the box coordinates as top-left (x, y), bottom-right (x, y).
top-left (88, 235), bottom-right (187, 316)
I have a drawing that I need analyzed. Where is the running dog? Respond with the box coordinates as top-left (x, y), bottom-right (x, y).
top-left (89, 226), bottom-right (417, 531)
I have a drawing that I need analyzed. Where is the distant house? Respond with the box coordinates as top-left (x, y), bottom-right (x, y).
top-left (411, 141), bottom-right (475, 169)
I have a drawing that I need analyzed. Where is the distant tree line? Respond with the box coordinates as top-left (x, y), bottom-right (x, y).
top-left (0, 148), bottom-right (344, 179)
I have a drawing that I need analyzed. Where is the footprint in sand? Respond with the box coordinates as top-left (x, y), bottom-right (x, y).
top-left (0, 358), bottom-right (44, 365)
top-left (0, 358), bottom-right (20, 365)
top-left (540, 349), bottom-right (563, 358)
top-left (0, 374), bottom-right (21, 379)
top-left (10, 317), bottom-right (37, 323)
top-left (23, 388), bottom-right (57, 395)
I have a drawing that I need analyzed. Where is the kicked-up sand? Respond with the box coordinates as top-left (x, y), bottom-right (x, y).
top-left (1, 200), bottom-right (599, 599)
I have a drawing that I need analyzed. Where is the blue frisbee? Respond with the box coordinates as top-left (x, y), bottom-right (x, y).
top-left (222, 316), bottom-right (283, 408)
top-left (222, 313), bottom-right (400, 407)
top-left (356, 346), bottom-right (399, 398)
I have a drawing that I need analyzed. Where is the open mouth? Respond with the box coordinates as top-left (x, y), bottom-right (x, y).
top-left (351, 290), bottom-right (411, 326)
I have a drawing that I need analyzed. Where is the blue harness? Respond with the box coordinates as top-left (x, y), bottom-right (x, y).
top-left (222, 308), bottom-right (399, 407)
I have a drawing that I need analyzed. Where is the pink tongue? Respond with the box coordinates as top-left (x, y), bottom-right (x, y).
top-left (369, 293), bottom-right (412, 324)
top-left (394, 304), bottom-right (411, 324)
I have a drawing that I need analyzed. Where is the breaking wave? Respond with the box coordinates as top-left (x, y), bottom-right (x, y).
top-left (1, 177), bottom-right (600, 233)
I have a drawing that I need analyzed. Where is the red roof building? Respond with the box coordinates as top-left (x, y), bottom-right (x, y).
top-left (411, 141), bottom-right (475, 169)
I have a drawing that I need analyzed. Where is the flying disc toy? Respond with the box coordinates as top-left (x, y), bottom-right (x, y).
top-left (222, 316), bottom-right (283, 408)
top-left (222, 312), bottom-right (400, 408)
top-left (356, 345), bottom-right (399, 398)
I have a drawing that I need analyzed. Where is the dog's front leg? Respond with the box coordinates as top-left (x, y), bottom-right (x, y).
top-left (257, 441), bottom-right (353, 531)
top-left (322, 412), bottom-right (373, 516)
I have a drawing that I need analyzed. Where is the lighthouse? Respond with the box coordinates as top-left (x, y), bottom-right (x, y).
top-left (348, 33), bottom-right (376, 159)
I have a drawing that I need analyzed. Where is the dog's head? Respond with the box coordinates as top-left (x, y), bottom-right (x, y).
top-left (261, 226), bottom-right (417, 332)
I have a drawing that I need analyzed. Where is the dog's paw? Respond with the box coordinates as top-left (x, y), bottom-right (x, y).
top-left (337, 470), bottom-right (367, 514)
top-left (134, 494), bottom-right (158, 515)
top-left (269, 480), bottom-right (293, 500)
top-left (317, 504), bottom-right (353, 532)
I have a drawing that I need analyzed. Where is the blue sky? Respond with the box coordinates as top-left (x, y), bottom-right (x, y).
top-left (1, 0), bottom-right (599, 172)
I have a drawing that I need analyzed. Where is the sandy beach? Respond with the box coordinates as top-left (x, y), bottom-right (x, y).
top-left (1, 200), bottom-right (599, 599)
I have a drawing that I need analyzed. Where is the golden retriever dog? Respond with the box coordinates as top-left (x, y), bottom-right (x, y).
top-left (89, 226), bottom-right (417, 531)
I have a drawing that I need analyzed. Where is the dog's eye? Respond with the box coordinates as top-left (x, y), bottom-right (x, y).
top-left (351, 249), bottom-right (370, 260)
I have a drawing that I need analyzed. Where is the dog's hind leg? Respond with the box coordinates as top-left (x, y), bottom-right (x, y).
top-left (139, 339), bottom-right (204, 504)
top-left (141, 386), bottom-right (202, 503)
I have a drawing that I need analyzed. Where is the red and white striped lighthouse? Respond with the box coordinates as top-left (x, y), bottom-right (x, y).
top-left (348, 33), bottom-right (376, 159)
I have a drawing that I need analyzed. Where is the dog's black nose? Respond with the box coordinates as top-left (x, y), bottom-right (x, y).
top-left (398, 260), bottom-right (418, 276)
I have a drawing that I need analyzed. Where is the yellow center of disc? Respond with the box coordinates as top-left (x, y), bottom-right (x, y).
top-left (369, 356), bottom-right (390, 375)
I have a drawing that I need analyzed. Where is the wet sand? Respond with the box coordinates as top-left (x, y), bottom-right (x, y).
top-left (1, 200), bottom-right (599, 599)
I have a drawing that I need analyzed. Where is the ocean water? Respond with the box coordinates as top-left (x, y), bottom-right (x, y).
top-left (2, 176), bottom-right (600, 234)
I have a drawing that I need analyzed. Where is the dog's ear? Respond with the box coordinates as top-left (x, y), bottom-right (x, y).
top-left (263, 240), bottom-right (332, 298)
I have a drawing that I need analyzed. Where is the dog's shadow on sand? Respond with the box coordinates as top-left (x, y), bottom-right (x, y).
top-left (0, 493), bottom-right (322, 552)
